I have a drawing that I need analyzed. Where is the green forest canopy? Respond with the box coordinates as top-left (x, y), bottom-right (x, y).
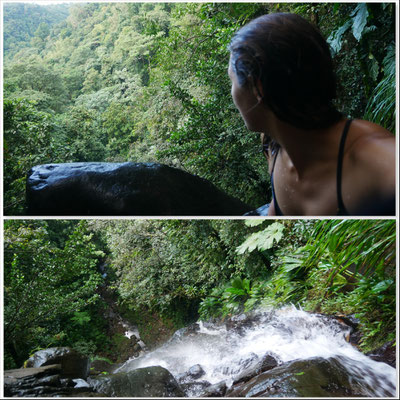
top-left (4, 219), bottom-right (396, 371)
top-left (3, 2), bottom-right (396, 215)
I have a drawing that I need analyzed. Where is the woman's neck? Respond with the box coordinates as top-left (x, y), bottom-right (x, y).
top-left (264, 113), bottom-right (346, 177)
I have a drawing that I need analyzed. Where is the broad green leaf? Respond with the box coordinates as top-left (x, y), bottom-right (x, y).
top-left (351, 3), bottom-right (369, 41)
top-left (327, 19), bottom-right (351, 54)
top-left (244, 219), bottom-right (266, 227)
top-left (371, 279), bottom-right (393, 294)
top-left (225, 287), bottom-right (246, 296)
top-left (236, 222), bottom-right (285, 254)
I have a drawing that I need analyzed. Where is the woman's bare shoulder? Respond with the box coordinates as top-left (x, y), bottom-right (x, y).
top-left (344, 119), bottom-right (395, 214)
top-left (347, 119), bottom-right (395, 168)
top-left (349, 119), bottom-right (394, 139)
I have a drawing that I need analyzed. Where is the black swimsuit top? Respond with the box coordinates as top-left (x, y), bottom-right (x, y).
top-left (270, 119), bottom-right (353, 216)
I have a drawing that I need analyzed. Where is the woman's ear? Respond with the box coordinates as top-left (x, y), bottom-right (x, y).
top-left (252, 78), bottom-right (264, 102)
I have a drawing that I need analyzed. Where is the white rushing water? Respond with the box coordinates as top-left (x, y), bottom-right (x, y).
top-left (116, 306), bottom-right (397, 397)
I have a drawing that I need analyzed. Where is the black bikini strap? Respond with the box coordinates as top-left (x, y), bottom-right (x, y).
top-left (271, 147), bottom-right (280, 174)
top-left (270, 147), bottom-right (284, 215)
top-left (337, 119), bottom-right (352, 214)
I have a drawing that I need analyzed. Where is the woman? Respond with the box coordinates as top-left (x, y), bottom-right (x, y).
top-left (228, 13), bottom-right (395, 216)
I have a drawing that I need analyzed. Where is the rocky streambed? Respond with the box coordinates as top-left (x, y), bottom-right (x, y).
top-left (4, 307), bottom-right (397, 397)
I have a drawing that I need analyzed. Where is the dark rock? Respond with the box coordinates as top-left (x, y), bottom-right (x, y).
top-left (348, 330), bottom-right (363, 346)
top-left (315, 313), bottom-right (362, 346)
top-left (88, 366), bottom-right (184, 397)
top-left (25, 347), bottom-right (90, 379)
top-left (226, 356), bottom-right (374, 397)
top-left (4, 365), bottom-right (98, 397)
top-left (328, 314), bottom-right (360, 334)
top-left (259, 354), bottom-right (279, 370)
top-left (36, 374), bottom-right (61, 386)
top-left (200, 381), bottom-right (228, 397)
top-left (339, 314), bottom-right (360, 329)
top-left (168, 322), bottom-right (201, 345)
top-left (68, 391), bottom-right (107, 397)
top-left (187, 364), bottom-right (205, 379)
top-left (224, 312), bottom-right (265, 340)
top-left (90, 359), bottom-right (116, 376)
top-left (236, 353), bottom-right (259, 372)
top-left (180, 380), bottom-right (211, 397)
top-left (26, 162), bottom-right (252, 216)
top-left (60, 378), bottom-right (75, 387)
top-left (4, 365), bottom-right (62, 382)
top-left (177, 364), bottom-right (206, 385)
top-left (184, 322), bottom-right (201, 335)
top-left (232, 353), bottom-right (279, 385)
top-left (367, 340), bottom-right (396, 368)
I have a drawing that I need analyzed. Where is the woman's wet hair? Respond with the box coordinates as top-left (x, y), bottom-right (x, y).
top-left (229, 13), bottom-right (342, 129)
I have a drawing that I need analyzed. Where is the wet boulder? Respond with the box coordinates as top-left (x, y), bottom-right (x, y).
top-left (26, 162), bottom-right (252, 216)
top-left (232, 353), bottom-right (279, 385)
top-left (89, 359), bottom-right (118, 376)
top-left (225, 312), bottom-right (265, 335)
top-left (25, 347), bottom-right (90, 379)
top-left (177, 363), bottom-right (206, 384)
top-left (200, 381), bottom-right (227, 397)
top-left (180, 380), bottom-right (212, 397)
top-left (186, 364), bottom-right (205, 379)
top-left (168, 322), bottom-right (201, 344)
top-left (4, 364), bottom-right (99, 397)
top-left (88, 366), bottom-right (184, 397)
top-left (227, 356), bottom-right (377, 397)
top-left (225, 353), bottom-right (259, 377)
top-left (177, 364), bottom-right (207, 395)
top-left (367, 340), bottom-right (396, 368)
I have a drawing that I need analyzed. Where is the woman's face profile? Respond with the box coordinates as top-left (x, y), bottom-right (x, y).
top-left (228, 58), bottom-right (264, 132)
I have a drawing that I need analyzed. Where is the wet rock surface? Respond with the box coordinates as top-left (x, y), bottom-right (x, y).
top-left (26, 162), bottom-right (252, 216)
top-left (87, 366), bottom-right (184, 397)
top-left (25, 347), bottom-right (90, 379)
top-left (178, 364), bottom-right (206, 382)
top-left (4, 364), bottom-right (101, 397)
top-left (5, 311), bottom-right (396, 397)
top-left (226, 356), bottom-right (367, 397)
top-left (232, 353), bottom-right (279, 385)
top-left (225, 312), bottom-right (263, 335)
top-left (180, 380), bottom-right (211, 397)
top-left (367, 340), bottom-right (396, 368)
top-left (200, 381), bottom-right (228, 397)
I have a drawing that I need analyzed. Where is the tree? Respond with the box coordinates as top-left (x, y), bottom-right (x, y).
top-left (57, 106), bottom-right (107, 162)
top-left (89, 219), bottom-right (265, 324)
top-left (4, 62), bottom-right (68, 113)
top-left (3, 3), bottom-right (70, 60)
top-left (3, 98), bottom-right (59, 215)
top-left (3, 221), bottom-right (104, 368)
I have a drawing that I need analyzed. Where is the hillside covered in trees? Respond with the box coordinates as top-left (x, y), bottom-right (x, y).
top-left (3, 2), bottom-right (396, 214)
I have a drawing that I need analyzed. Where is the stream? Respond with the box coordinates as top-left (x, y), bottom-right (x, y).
top-left (116, 306), bottom-right (397, 397)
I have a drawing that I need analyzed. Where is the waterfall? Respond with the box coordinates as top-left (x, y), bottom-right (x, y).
top-left (116, 306), bottom-right (397, 397)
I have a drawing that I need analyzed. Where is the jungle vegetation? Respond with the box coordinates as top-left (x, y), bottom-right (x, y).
top-left (3, 2), bottom-right (396, 214)
top-left (4, 219), bottom-right (396, 370)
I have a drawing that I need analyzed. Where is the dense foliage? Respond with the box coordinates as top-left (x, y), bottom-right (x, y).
top-left (88, 219), bottom-right (267, 324)
top-left (3, 220), bottom-right (105, 368)
top-left (3, 2), bottom-right (70, 59)
top-left (3, 2), bottom-right (396, 214)
top-left (4, 219), bottom-right (396, 369)
top-left (200, 219), bottom-right (396, 351)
